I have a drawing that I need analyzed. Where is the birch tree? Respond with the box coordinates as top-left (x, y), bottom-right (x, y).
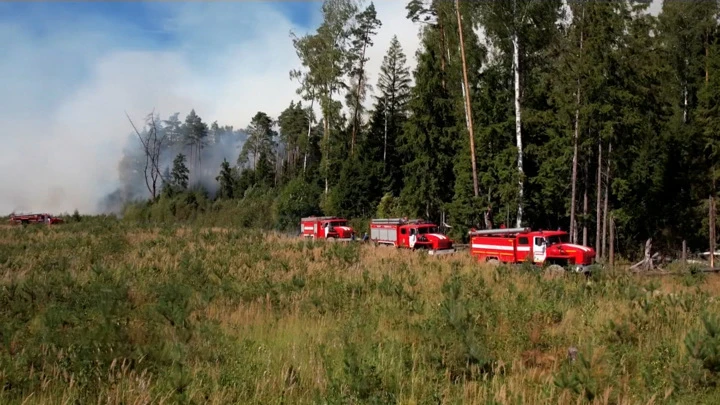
top-left (290, 0), bottom-right (358, 193)
top-left (476, 0), bottom-right (562, 227)
top-left (346, 2), bottom-right (381, 155)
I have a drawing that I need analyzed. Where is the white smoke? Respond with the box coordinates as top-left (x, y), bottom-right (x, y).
top-left (0, 1), bottom-right (421, 215)
top-left (98, 118), bottom-right (248, 214)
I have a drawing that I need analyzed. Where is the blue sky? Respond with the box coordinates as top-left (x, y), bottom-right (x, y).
top-left (0, 1), bottom-right (420, 214)
top-left (0, 2), bottom-right (319, 46)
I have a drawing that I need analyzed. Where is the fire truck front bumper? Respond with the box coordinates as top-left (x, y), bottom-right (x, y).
top-left (572, 264), bottom-right (593, 274)
top-left (428, 248), bottom-right (456, 256)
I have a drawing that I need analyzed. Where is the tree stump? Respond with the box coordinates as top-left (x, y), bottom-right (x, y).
top-left (630, 238), bottom-right (654, 271)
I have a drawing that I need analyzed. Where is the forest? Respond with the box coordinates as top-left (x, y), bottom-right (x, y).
top-left (114, 0), bottom-right (720, 263)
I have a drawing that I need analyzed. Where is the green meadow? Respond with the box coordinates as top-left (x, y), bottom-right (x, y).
top-left (1, 220), bottom-right (720, 404)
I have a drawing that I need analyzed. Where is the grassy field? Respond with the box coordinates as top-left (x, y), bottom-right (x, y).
top-left (2, 220), bottom-right (720, 404)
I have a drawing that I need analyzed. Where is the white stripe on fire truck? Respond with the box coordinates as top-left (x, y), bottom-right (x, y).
top-left (428, 233), bottom-right (447, 240)
top-left (471, 244), bottom-right (531, 252)
top-left (304, 226), bottom-right (314, 231)
top-left (563, 243), bottom-right (591, 252)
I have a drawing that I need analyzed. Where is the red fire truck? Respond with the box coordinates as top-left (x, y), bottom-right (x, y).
top-left (300, 216), bottom-right (355, 240)
top-left (9, 213), bottom-right (64, 225)
top-left (370, 218), bottom-right (455, 255)
top-left (468, 227), bottom-right (596, 273)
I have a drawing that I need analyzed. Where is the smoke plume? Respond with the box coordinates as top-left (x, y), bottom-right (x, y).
top-left (0, 1), bottom-right (425, 216)
top-left (98, 115), bottom-right (247, 214)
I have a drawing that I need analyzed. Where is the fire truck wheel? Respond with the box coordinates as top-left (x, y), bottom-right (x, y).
top-left (544, 264), bottom-right (566, 279)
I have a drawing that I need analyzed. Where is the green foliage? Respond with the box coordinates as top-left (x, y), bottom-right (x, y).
top-left (275, 177), bottom-right (321, 231)
top-left (398, 24), bottom-right (457, 220)
top-left (215, 158), bottom-right (237, 199)
top-left (375, 192), bottom-right (403, 218)
top-left (686, 313), bottom-right (720, 381)
top-left (239, 111), bottom-right (277, 171)
top-left (171, 153), bottom-right (190, 191)
top-left (554, 345), bottom-right (602, 402)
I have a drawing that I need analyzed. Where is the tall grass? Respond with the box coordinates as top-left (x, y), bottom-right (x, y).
top-left (1, 220), bottom-right (720, 404)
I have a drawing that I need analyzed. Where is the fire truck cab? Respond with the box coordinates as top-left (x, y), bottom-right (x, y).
top-left (301, 216), bottom-right (355, 240)
top-left (469, 227), bottom-right (596, 273)
top-left (370, 218), bottom-right (455, 255)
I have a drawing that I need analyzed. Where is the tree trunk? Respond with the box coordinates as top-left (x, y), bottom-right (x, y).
top-left (583, 159), bottom-right (588, 246)
top-left (707, 30), bottom-right (715, 269)
top-left (438, 20), bottom-right (447, 91)
top-left (351, 27), bottom-right (371, 157)
top-left (570, 21), bottom-right (584, 244)
top-left (383, 104), bottom-right (388, 164)
top-left (609, 213), bottom-right (614, 268)
top-left (455, 0), bottom-right (479, 197)
top-left (252, 144), bottom-right (257, 170)
top-left (602, 142), bottom-right (611, 260)
top-left (323, 115), bottom-right (329, 194)
top-left (570, 94), bottom-right (580, 243)
top-left (683, 83), bottom-right (688, 124)
top-left (513, 31), bottom-right (524, 227)
top-left (706, 29), bottom-right (709, 84)
top-left (711, 195), bottom-right (716, 268)
top-left (596, 141), bottom-right (603, 256)
top-left (304, 97), bottom-right (315, 174)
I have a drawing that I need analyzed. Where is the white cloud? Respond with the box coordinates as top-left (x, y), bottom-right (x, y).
top-left (0, 1), bottom-right (422, 215)
top-left (362, 0), bottom-right (422, 101)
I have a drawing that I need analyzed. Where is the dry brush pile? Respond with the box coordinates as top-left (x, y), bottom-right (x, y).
top-left (1, 220), bottom-right (720, 404)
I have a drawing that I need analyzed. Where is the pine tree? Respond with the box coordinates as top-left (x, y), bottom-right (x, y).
top-left (604, 2), bottom-right (675, 255)
top-left (239, 112), bottom-right (277, 169)
top-left (547, 1), bottom-right (627, 242)
top-left (209, 121), bottom-right (221, 146)
top-left (215, 159), bottom-right (237, 199)
top-left (659, 0), bottom-right (719, 253)
top-left (163, 112), bottom-right (183, 148)
top-left (372, 35), bottom-right (412, 194)
top-left (183, 109), bottom-right (208, 178)
top-left (171, 153), bottom-right (189, 191)
top-left (346, 2), bottom-right (381, 155)
top-left (696, 26), bottom-right (720, 265)
top-left (454, 0), bottom-right (479, 197)
top-left (254, 149), bottom-right (276, 189)
top-left (399, 24), bottom-right (457, 220)
top-left (278, 101), bottom-right (316, 177)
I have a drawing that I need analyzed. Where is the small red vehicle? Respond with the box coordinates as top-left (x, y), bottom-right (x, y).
top-left (300, 216), bottom-right (355, 240)
top-left (469, 227), bottom-right (596, 273)
top-left (9, 213), bottom-right (64, 225)
top-left (370, 218), bottom-right (455, 255)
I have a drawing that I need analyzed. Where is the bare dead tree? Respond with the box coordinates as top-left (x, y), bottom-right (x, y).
top-left (630, 238), bottom-right (654, 271)
top-left (126, 110), bottom-right (168, 200)
top-left (455, 0), bottom-right (479, 198)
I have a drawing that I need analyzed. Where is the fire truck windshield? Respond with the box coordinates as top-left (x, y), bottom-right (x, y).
top-left (329, 221), bottom-right (346, 227)
top-left (545, 234), bottom-right (569, 246)
top-left (417, 227), bottom-right (438, 234)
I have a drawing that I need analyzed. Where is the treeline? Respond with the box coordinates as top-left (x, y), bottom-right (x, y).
top-left (121, 0), bottom-right (720, 261)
